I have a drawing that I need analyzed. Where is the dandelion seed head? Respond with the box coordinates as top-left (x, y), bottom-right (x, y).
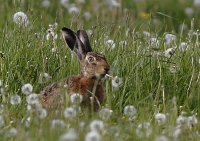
top-left (85, 131), bottom-right (101, 141)
top-left (179, 42), bottom-right (188, 51)
top-left (36, 108), bottom-right (47, 119)
top-left (186, 115), bottom-right (198, 127)
top-left (64, 107), bottom-right (77, 120)
top-left (104, 0), bottom-right (121, 10)
top-left (10, 94), bottom-right (21, 105)
top-left (39, 72), bottom-right (51, 83)
top-left (46, 28), bottom-right (58, 40)
top-left (154, 135), bottom-right (169, 141)
top-left (51, 119), bottom-right (66, 129)
top-left (136, 122), bottom-right (152, 138)
top-left (171, 126), bottom-right (181, 138)
top-left (68, 4), bottom-right (79, 15)
top-left (176, 115), bottom-right (186, 125)
top-left (155, 113), bottom-right (167, 125)
top-left (26, 93), bottom-right (38, 105)
top-left (164, 34), bottom-right (177, 46)
top-left (21, 83), bottom-right (33, 95)
top-left (84, 12), bottom-right (92, 21)
top-left (105, 39), bottom-right (116, 50)
top-left (42, 0), bottom-right (51, 7)
top-left (179, 24), bottom-right (188, 32)
top-left (150, 38), bottom-right (159, 47)
top-left (70, 93), bottom-right (83, 105)
top-left (6, 128), bottom-right (18, 138)
top-left (13, 11), bottom-right (29, 27)
top-left (184, 7), bottom-right (194, 16)
top-left (169, 65), bottom-right (179, 73)
top-left (194, 0), bottom-right (200, 6)
top-left (59, 128), bottom-right (78, 141)
top-left (164, 48), bottom-right (174, 58)
top-left (112, 76), bottom-right (123, 88)
top-left (89, 120), bottom-right (104, 132)
top-left (60, 0), bottom-right (70, 9)
top-left (124, 105), bottom-right (137, 117)
top-left (98, 108), bottom-right (113, 120)
top-left (143, 31), bottom-right (150, 38)
top-left (27, 100), bottom-right (41, 111)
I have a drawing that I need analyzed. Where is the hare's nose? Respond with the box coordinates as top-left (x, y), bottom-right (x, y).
top-left (104, 68), bottom-right (110, 74)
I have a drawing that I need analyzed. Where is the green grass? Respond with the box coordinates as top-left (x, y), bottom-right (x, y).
top-left (0, 0), bottom-right (200, 140)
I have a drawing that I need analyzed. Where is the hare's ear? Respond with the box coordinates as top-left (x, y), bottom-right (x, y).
top-left (62, 27), bottom-right (87, 61)
top-left (77, 30), bottom-right (92, 52)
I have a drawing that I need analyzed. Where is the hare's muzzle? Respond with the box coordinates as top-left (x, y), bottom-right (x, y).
top-left (104, 67), bottom-right (110, 74)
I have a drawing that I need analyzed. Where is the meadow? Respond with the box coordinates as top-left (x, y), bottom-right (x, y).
top-left (0, 0), bottom-right (200, 140)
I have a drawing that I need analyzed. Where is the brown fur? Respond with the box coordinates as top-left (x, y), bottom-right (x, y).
top-left (39, 28), bottom-right (110, 111)
top-left (40, 73), bottom-right (105, 110)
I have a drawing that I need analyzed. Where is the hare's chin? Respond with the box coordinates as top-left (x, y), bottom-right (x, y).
top-left (95, 73), bottom-right (107, 79)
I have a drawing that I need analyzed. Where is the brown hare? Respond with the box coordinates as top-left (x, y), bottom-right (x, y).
top-left (40, 27), bottom-right (110, 111)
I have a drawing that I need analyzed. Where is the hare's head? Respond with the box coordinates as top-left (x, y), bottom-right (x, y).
top-left (62, 27), bottom-right (110, 79)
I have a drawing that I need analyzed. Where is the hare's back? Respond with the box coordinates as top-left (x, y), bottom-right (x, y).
top-left (39, 75), bottom-right (77, 108)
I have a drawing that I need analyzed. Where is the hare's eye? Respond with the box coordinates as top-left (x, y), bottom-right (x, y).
top-left (88, 56), bottom-right (94, 62)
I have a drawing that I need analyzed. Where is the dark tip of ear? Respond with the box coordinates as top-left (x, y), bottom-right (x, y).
top-left (62, 27), bottom-right (74, 34)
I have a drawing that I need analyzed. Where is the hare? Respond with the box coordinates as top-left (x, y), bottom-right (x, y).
top-left (40, 27), bottom-right (110, 111)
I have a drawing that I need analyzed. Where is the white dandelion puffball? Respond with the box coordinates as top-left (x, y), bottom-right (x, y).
top-left (171, 126), bottom-right (181, 138)
top-left (6, 128), bottom-right (18, 138)
top-left (184, 7), bottom-right (194, 17)
top-left (26, 93), bottom-right (38, 105)
top-left (169, 65), bottom-right (179, 73)
top-left (70, 93), bottom-right (83, 104)
top-left (105, 39), bottom-right (116, 50)
top-left (84, 12), bottom-right (92, 21)
top-left (21, 83), bottom-right (33, 95)
top-left (60, 0), bottom-right (70, 9)
top-left (10, 94), bottom-right (21, 105)
top-left (150, 38), bottom-right (159, 47)
top-left (143, 31), bottom-right (150, 38)
top-left (42, 0), bottom-right (51, 7)
top-left (59, 128), bottom-right (78, 141)
top-left (104, 0), bottom-right (121, 9)
top-left (98, 108), bottom-right (113, 120)
top-left (154, 135), bottom-right (169, 141)
top-left (136, 122), bottom-right (152, 138)
top-left (36, 108), bottom-right (47, 119)
top-left (179, 42), bottom-right (188, 51)
top-left (63, 107), bottom-right (77, 120)
top-left (187, 115), bottom-right (198, 127)
top-left (124, 105), bottom-right (137, 117)
top-left (89, 120), bottom-right (104, 132)
top-left (164, 33), bottom-right (176, 46)
top-left (112, 76), bottom-right (123, 88)
top-left (68, 4), bottom-right (79, 15)
top-left (13, 11), bottom-right (29, 27)
top-left (85, 131), bottom-right (101, 141)
top-left (51, 119), bottom-right (66, 129)
top-left (164, 48), bottom-right (174, 58)
top-left (194, 0), bottom-right (200, 6)
top-left (155, 113), bottom-right (167, 125)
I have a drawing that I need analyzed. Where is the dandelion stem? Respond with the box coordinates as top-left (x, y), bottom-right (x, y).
top-left (186, 54), bottom-right (194, 97)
